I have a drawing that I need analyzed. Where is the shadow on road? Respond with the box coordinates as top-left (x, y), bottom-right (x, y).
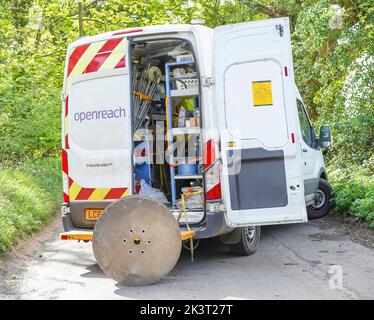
top-left (78, 237), bottom-right (232, 280)
top-left (70, 223), bottom-right (369, 299)
top-left (112, 237), bottom-right (259, 299)
top-left (80, 263), bottom-right (108, 278)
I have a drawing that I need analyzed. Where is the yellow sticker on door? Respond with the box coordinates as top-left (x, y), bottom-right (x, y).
top-left (252, 81), bottom-right (273, 107)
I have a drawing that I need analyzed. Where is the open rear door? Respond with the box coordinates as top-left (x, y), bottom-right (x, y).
top-left (63, 36), bottom-right (132, 202)
top-left (213, 18), bottom-right (307, 226)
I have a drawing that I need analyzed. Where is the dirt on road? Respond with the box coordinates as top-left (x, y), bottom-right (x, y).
top-left (1, 214), bottom-right (374, 300)
top-left (315, 214), bottom-right (374, 249)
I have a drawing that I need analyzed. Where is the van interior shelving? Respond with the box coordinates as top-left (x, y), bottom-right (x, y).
top-left (130, 38), bottom-right (205, 223)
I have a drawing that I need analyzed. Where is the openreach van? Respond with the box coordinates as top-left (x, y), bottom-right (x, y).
top-left (60, 18), bottom-right (333, 285)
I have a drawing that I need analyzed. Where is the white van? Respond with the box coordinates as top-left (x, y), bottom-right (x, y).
top-left (60, 17), bottom-right (332, 256)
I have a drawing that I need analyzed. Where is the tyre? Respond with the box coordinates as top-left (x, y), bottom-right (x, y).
top-left (307, 178), bottom-right (332, 220)
top-left (228, 226), bottom-right (261, 256)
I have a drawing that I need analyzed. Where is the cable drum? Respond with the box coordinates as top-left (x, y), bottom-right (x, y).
top-left (147, 66), bottom-right (162, 82)
top-left (92, 196), bottom-right (182, 286)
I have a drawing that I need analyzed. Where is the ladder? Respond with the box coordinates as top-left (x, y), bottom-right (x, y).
top-left (165, 61), bottom-right (201, 208)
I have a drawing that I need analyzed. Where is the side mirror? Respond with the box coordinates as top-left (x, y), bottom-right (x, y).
top-left (319, 125), bottom-right (332, 148)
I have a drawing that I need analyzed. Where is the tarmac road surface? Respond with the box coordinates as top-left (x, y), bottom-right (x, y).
top-left (1, 217), bottom-right (374, 300)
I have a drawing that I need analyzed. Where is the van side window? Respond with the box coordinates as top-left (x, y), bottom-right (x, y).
top-left (297, 99), bottom-right (313, 147)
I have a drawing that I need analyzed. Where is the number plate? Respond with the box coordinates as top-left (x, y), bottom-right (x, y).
top-left (85, 208), bottom-right (105, 221)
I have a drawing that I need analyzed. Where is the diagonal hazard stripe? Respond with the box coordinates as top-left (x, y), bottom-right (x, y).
top-left (75, 187), bottom-right (95, 200)
top-left (65, 38), bottom-right (126, 94)
top-left (115, 55), bottom-right (126, 69)
top-left (104, 188), bottom-right (128, 200)
top-left (69, 182), bottom-right (81, 200)
top-left (61, 149), bottom-right (68, 175)
top-left (65, 134), bottom-right (70, 150)
top-left (84, 52), bottom-right (111, 74)
top-left (65, 96), bottom-right (69, 116)
top-left (65, 116), bottom-right (68, 137)
top-left (64, 96), bottom-right (69, 149)
top-left (63, 193), bottom-right (69, 202)
top-left (66, 41), bottom-right (105, 95)
top-left (64, 116), bottom-right (69, 135)
top-left (99, 38), bottom-right (126, 71)
top-left (88, 188), bottom-right (111, 201)
top-left (67, 44), bottom-right (90, 77)
top-left (69, 41), bottom-right (105, 76)
top-left (75, 38), bottom-right (124, 75)
top-left (121, 188), bottom-right (129, 198)
top-left (97, 37), bottom-right (123, 53)
top-left (67, 178), bottom-right (129, 201)
top-left (84, 38), bottom-right (124, 74)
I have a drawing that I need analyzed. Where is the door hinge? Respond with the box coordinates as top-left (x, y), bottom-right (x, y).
top-left (276, 24), bottom-right (284, 37)
top-left (61, 92), bottom-right (67, 102)
top-left (203, 77), bottom-right (215, 87)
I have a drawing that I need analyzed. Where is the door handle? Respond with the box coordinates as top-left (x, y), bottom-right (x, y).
top-left (302, 148), bottom-right (308, 152)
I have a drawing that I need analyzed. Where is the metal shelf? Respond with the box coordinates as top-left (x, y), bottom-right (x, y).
top-left (172, 127), bottom-right (200, 135)
top-left (170, 73), bottom-right (198, 80)
top-left (174, 175), bottom-right (203, 180)
top-left (170, 87), bottom-right (198, 98)
top-left (166, 61), bottom-right (201, 208)
top-left (150, 114), bottom-right (166, 121)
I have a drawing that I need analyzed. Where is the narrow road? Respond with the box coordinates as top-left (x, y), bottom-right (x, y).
top-left (1, 217), bottom-right (374, 300)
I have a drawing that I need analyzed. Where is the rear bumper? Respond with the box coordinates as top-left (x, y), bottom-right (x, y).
top-left (61, 201), bottom-right (230, 239)
top-left (60, 229), bottom-right (196, 241)
top-left (66, 200), bottom-right (114, 229)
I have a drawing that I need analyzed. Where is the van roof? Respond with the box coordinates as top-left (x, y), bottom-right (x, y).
top-left (69, 24), bottom-right (212, 49)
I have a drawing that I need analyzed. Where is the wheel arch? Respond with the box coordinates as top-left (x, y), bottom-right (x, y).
top-left (319, 168), bottom-right (328, 181)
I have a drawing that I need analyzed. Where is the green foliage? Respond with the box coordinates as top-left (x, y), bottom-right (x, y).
top-left (327, 155), bottom-right (374, 226)
top-left (291, 0), bottom-right (373, 227)
top-left (331, 176), bottom-right (374, 227)
top-left (0, 158), bottom-right (61, 253)
top-left (0, 86), bottom-right (61, 161)
top-left (352, 197), bottom-right (374, 228)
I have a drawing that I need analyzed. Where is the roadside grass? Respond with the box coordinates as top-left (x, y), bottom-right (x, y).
top-left (0, 157), bottom-right (61, 253)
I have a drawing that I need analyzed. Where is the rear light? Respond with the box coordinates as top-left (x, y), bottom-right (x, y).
top-left (62, 149), bottom-right (68, 174)
top-left (291, 132), bottom-right (295, 143)
top-left (206, 162), bottom-right (222, 200)
top-left (205, 139), bottom-right (222, 200)
top-left (135, 180), bottom-right (141, 193)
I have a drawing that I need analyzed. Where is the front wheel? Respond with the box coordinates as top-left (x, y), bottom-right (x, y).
top-left (307, 178), bottom-right (332, 220)
top-left (228, 226), bottom-right (261, 256)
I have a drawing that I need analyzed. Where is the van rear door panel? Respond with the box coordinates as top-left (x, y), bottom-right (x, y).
top-left (227, 148), bottom-right (288, 210)
top-left (63, 37), bottom-right (132, 201)
top-left (214, 17), bottom-right (307, 226)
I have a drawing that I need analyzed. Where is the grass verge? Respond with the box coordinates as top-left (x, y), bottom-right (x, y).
top-left (0, 157), bottom-right (61, 253)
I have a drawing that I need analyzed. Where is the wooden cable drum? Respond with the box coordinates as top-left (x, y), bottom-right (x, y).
top-left (147, 66), bottom-right (162, 82)
top-left (92, 196), bottom-right (181, 286)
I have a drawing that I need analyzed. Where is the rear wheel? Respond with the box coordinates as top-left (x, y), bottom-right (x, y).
top-left (307, 178), bottom-right (332, 220)
top-left (228, 226), bottom-right (260, 256)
